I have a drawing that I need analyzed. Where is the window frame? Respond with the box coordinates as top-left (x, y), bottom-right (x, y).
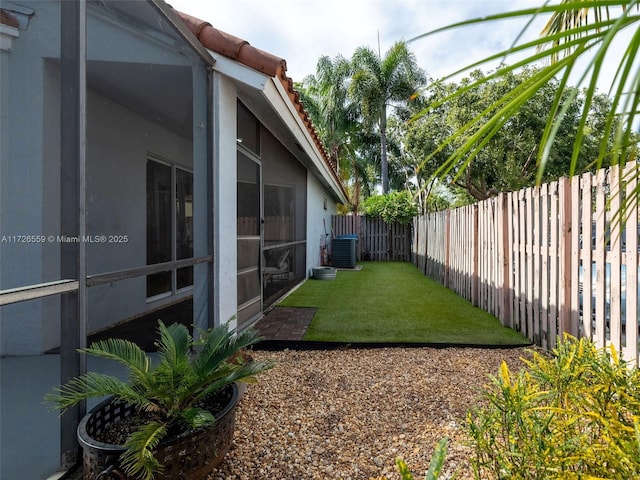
top-left (146, 156), bottom-right (194, 302)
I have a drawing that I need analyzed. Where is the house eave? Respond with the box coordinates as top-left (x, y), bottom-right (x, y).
top-left (211, 52), bottom-right (348, 205)
top-left (264, 79), bottom-right (348, 204)
top-left (0, 22), bottom-right (18, 51)
top-left (211, 53), bottom-right (270, 91)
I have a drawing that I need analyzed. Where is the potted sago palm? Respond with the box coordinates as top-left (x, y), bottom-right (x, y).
top-left (46, 320), bottom-right (273, 480)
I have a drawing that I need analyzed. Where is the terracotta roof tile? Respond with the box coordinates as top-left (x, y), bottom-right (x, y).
top-left (0, 9), bottom-right (19, 29)
top-left (172, 8), bottom-right (346, 201)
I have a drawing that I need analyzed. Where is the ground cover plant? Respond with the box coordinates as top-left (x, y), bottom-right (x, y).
top-left (278, 261), bottom-right (529, 345)
top-left (467, 335), bottom-right (640, 479)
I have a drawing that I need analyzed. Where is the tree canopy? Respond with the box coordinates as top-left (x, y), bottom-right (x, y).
top-left (409, 1), bottom-right (640, 193)
top-left (401, 67), bottom-right (618, 201)
top-left (299, 1), bottom-right (639, 217)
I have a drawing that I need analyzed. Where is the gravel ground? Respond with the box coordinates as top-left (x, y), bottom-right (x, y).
top-left (207, 346), bottom-right (531, 480)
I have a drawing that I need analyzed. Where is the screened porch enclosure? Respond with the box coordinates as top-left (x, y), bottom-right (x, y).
top-left (0, 1), bottom-right (212, 477)
top-left (262, 128), bottom-right (308, 307)
top-left (236, 102), bottom-right (307, 328)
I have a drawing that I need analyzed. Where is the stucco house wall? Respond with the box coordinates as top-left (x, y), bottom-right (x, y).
top-left (307, 173), bottom-right (339, 272)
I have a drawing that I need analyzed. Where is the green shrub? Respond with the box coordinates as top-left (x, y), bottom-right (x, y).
top-left (467, 335), bottom-right (640, 479)
top-left (362, 191), bottom-right (418, 224)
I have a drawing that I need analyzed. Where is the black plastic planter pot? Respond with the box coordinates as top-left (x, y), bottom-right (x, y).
top-left (77, 383), bottom-right (239, 480)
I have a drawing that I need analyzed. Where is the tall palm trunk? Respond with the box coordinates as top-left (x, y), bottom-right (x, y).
top-left (380, 110), bottom-right (389, 193)
top-left (350, 42), bottom-right (427, 196)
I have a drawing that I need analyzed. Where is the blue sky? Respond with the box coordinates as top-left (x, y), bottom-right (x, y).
top-left (166, 0), bottom-right (546, 82)
top-left (167, 0), bottom-right (633, 97)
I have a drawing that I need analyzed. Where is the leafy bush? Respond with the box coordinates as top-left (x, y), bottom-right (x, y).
top-left (362, 191), bottom-right (418, 224)
top-left (467, 335), bottom-right (640, 479)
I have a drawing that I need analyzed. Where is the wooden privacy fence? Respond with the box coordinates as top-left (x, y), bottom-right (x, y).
top-left (331, 215), bottom-right (412, 262)
top-left (413, 164), bottom-right (640, 367)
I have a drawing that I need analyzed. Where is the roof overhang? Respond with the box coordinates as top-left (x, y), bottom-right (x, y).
top-left (213, 54), bottom-right (348, 204)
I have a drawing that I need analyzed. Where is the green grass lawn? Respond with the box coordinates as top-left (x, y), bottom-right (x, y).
top-left (278, 262), bottom-right (530, 345)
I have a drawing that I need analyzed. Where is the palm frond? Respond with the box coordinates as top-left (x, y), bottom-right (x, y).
top-left (411, 0), bottom-right (640, 192)
top-left (192, 323), bottom-right (235, 375)
top-left (120, 421), bottom-right (167, 480)
top-left (45, 372), bottom-right (147, 412)
top-left (152, 321), bottom-right (191, 404)
top-left (194, 359), bottom-right (274, 402)
top-left (81, 337), bottom-right (150, 386)
top-left (178, 407), bottom-right (215, 429)
top-left (155, 321), bottom-right (191, 368)
top-left (193, 324), bottom-right (256, 378)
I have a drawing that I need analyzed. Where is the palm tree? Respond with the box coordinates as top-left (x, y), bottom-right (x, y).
top-left (300, 54), bottom-right (358, 174)
top-left (411, 1), bottom-right (639, 191)
top-left (300, 54), bottom-right (385, 211)
top-left (350, 41), bottom-right (427, 193)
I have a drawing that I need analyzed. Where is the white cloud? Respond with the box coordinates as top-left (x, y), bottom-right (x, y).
top-left (166, 0), bottom-right (629, 94)
top-left (167, 0), bottom-right (539, 79)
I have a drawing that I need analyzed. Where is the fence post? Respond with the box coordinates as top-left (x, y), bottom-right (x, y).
top-left (412, 217), bottom-right (417, 266)
top-left (472, 204), bottom-right (479, 307)
top-left (570, 175), bottom-right (581, 339)
top-left (558, 177), bottom-right (574, 338)
top-left (500, 193), bottom-right (512, 328)
top-left (624, 163), bottom-right (639, 367)
top-left (444, 209), bottom-right (451, 288)
top-left (424, 215), bottom-right (429, 275)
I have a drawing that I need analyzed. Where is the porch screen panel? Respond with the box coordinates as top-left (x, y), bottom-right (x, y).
top-left (237, 101), bottom-right (260, 156)
top-left (0, 3), bottom-right (67, 475)
top-left (0, 0), bottom-right (214, 477)
top-left (237, 151), bottom-right (262, 327)
top-left (261, 129), bottom-right (307, 307)
top-left (176, 168), bottom-right (194, 290)
top-left (147, 160), bottom-right (172, 297)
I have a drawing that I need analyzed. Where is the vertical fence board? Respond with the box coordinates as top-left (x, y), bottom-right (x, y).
top-left (500, 194), bottom-right (511, 327)
top-left (478, 202), bottom-right (485, 310)
top-left (570, 177), bottom-right (581, 337)
top-left (510, 192), bottom-right (520, 333)
top-left (609, 165), bottom-right (622, 352)
top-left (540, 183), bottom-right (549, 349)
top-left (533, 187), bottom-right (541, 345)
top-left (549, 181), bottom-right (559, 349)
top-left (624, 163), bottom-right (638, 365)
top-left (559, 178), bottom-right (572, 337)
top-left (472, 205), bottom-right (479, 306)
top-left (518, 192), bottom-right (527, 335)
top-left (491, 199), bottom-right (497, 315)
top-left (580, 171), bottom-right (593, 340)
top-left (492, 198), bottom-right (501, 317)
top-left (594, 170), bottom-right (607, 348)
top-left (526, 188), bottom-right (534, 340)
top-left (421, 215), bottom-right (427, 274)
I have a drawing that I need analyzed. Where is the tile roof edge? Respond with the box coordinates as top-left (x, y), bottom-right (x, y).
top-left (173, 8), bottom-right (348, 202)
top-left (174, 10), bottom-right (285, 78)
top-left (0, 9), bottom-right (20, 29)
